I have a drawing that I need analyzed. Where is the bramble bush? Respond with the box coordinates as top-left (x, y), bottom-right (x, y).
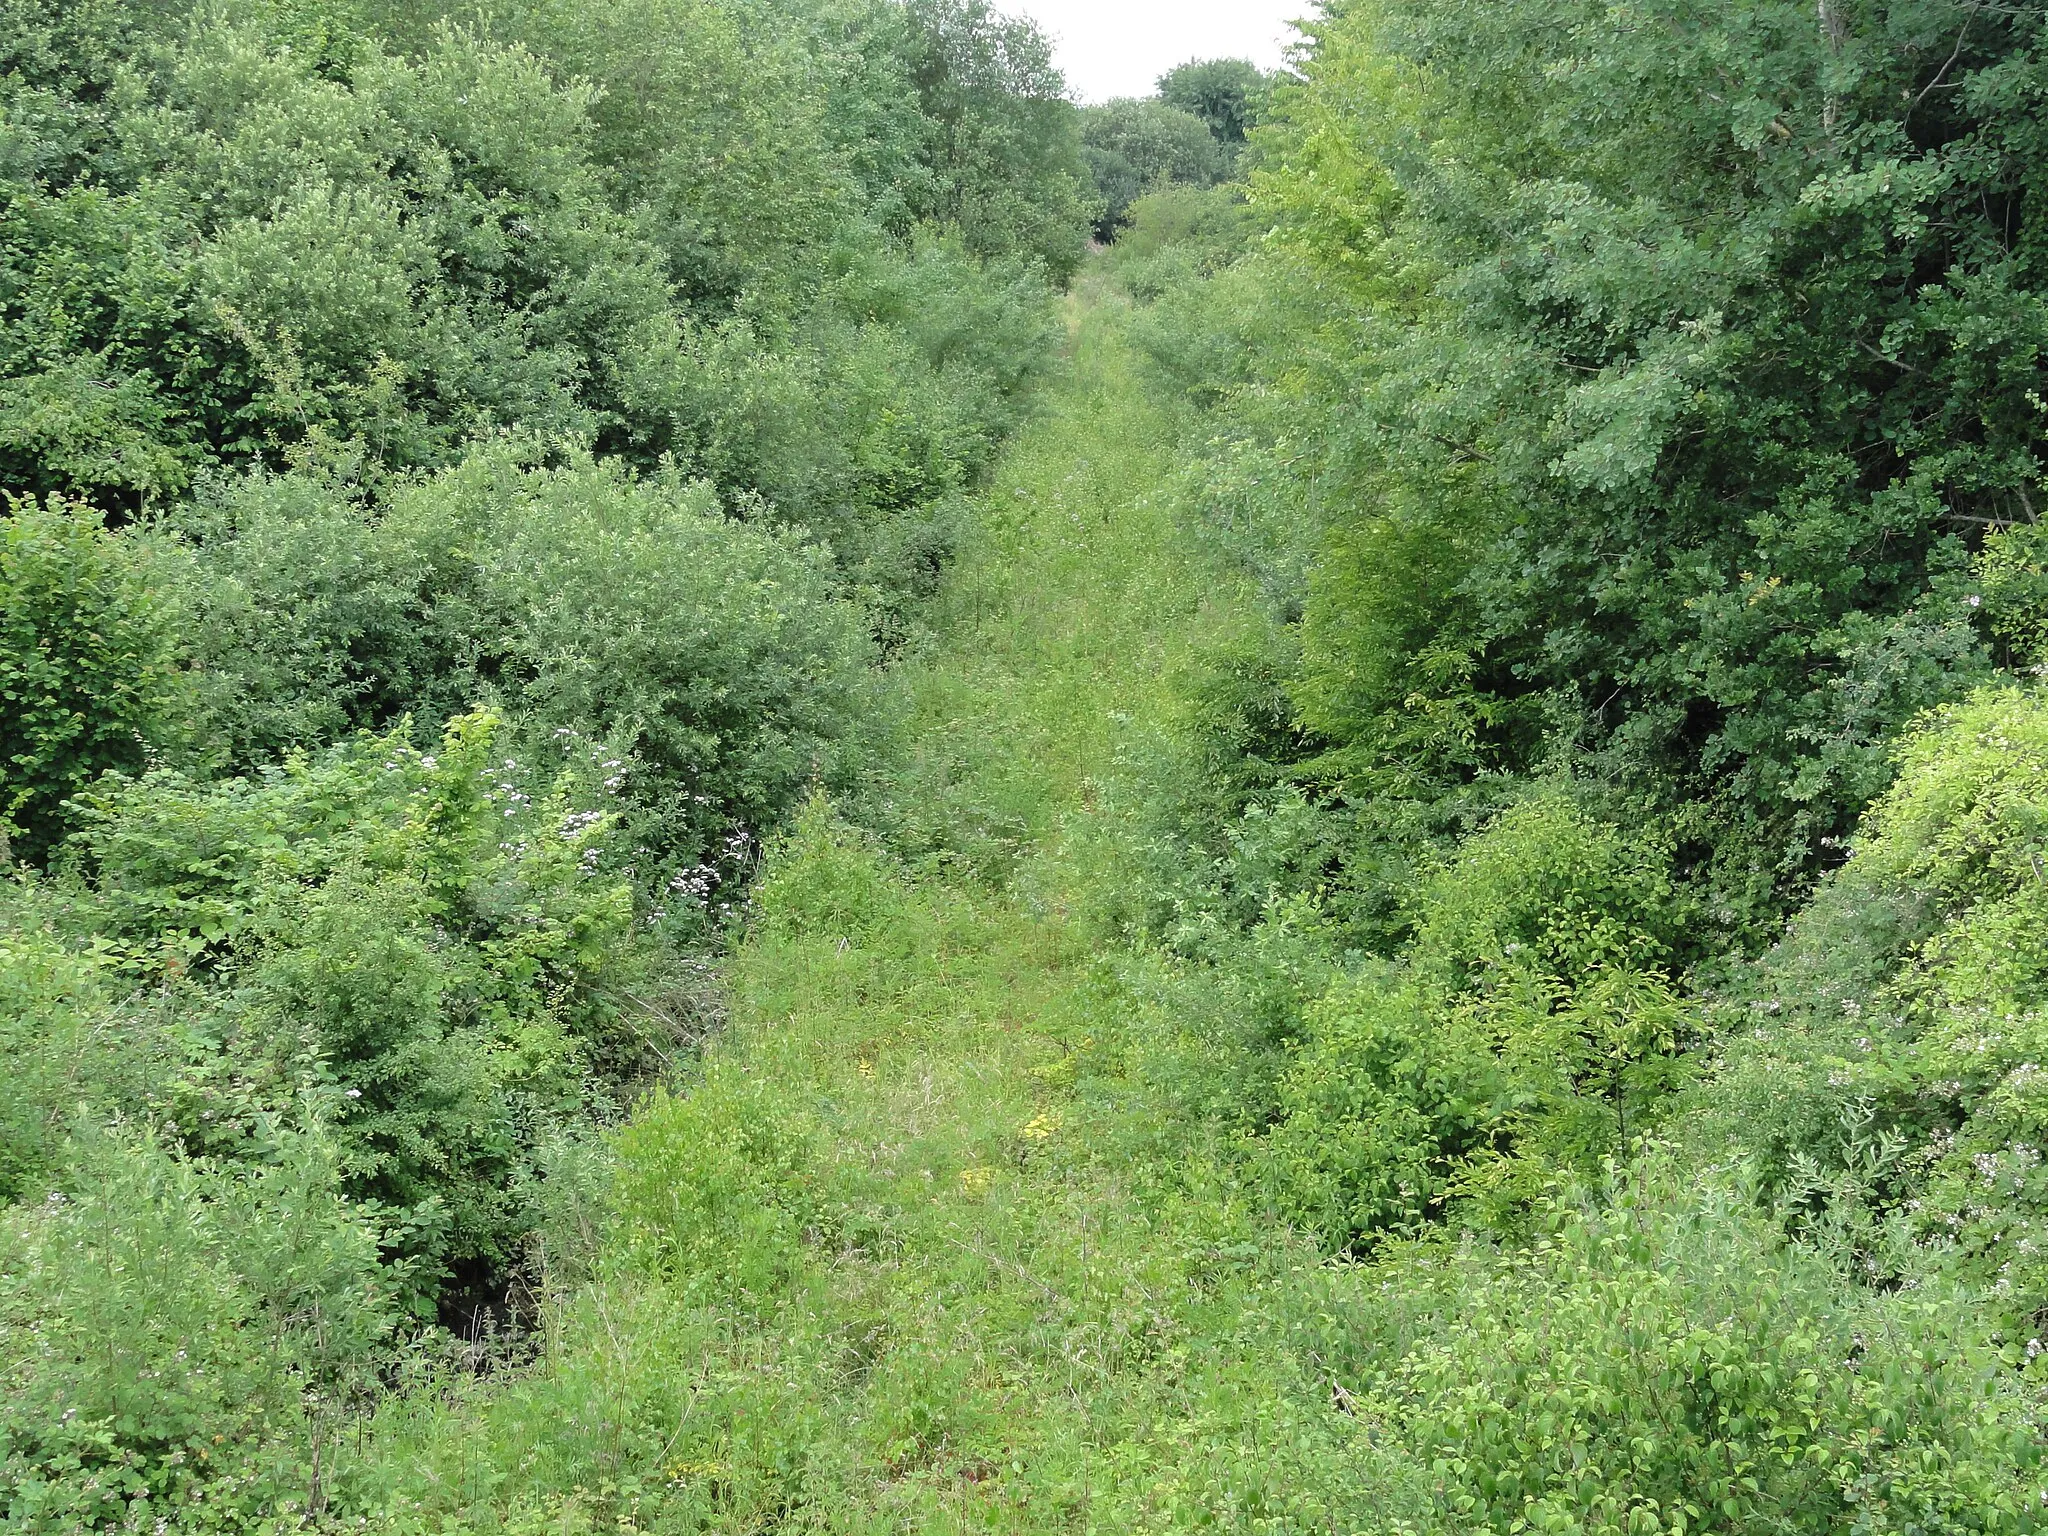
top-left (59, 710), bottom-right (647, 1307)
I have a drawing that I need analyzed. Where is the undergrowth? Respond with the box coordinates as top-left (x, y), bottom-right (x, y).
top-left (334, 288), bottom-right (2048, 1535)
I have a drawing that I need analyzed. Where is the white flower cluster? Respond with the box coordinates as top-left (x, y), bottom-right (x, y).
top-left (668, 864), bottom-right (717, 903)
top-left (485, 759), bottom-right (532, 818)
top-left (560, 810), bottom-right (604, 840)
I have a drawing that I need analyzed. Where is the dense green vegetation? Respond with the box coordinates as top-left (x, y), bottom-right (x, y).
top-left (0, 0), bottom-right (1086, 1519)
top-left (13, 0), bottom-right (2048, 1529)
top-left (1078, 58), bottom-right (1278, 240)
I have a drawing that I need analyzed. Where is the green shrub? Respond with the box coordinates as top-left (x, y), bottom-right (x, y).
top-left (1101, 184), bottom-right (1256, 314)
top-left (1976, 522), bottom-right (2048, 673)
top-left (1266, 798), bottom-right (1693, 1247)
top-left (0, 0), bottom-right (1087, 1520)
top-left (68, 712), bottom-right (639, 1305)
top-left (0, 0), bottom-right (1079, 602)
top-left (1265, 969), bottom-right (1504, 1240)
top-left (157, 466), bottom-right (471, 768)
top-left (1134, 0), bottom-right (2048, 922)
top-left (0, 1120), bottom-right (398, 1530)
top-left (1359, 1166), bottom-right (2047, 1535)
top-left (0, 498), bottom-right (182, 862)
top-left (0, 921), bottom-right (115, 1204)
top-left (747, 795), bottom-right (908, 945)
top-left (1408, 795), bottom-right (1681, 993)
top-left (612, 1075), bottom-right (816, 1306)
top-left (166, 454), bottom-right (875, 902)
top-left (1702, 686), bottom-right (2048, 1328)
top-left (0, 357), bottom-right (197, 505)
top-left (474, 460), bottom-right (875, 904)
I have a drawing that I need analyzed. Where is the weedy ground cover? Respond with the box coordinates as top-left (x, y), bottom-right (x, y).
top-left (352, 286), bottom-right (1400, 1532)
top-left (343, 289), bottom-right (2044, 1536)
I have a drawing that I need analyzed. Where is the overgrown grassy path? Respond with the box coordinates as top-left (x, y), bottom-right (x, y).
top-left (374, 285), bottom-right (1367, 1533)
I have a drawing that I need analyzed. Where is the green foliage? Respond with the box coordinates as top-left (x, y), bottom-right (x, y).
top-left (1703, 686), bottom-right (2048, 1330)
top-left (1097, 185), bottom-right (1255, 307)
top-left (61, 711), bottom-right (642, 1304)
top-left (1365, 1166), bottom-right (2047, 1535)
top-left (899, 0), bottom-right (1097, 281)
top-left (1156, 58), bottom-right (1274, 148)
top-left (156, 467), bottom-right (469, 766)
top-left (1080, 99), bottom-right (1224, 239)
top-left (158, 455), bottom-right (874, 899)
top-left (0, 0), bottom-right (1091, 1520)
top-left (1122, 0), bottom-right (2048, 923)
top-left (1078, 57), bottom-right (1274, 242)
top-left (1408, 796), bottom-right (1679, 988)
top-left (0, 358), bottom-right (198, 504)
top-left (0, 921), bottom-right (120, 1204)
top-left (1265, 969), bottom-right (1503, 1241)
top-left (0, 497), bottom-right (182, 862)
top-left (1266, 797), bottom-right (1693, 1247)
top-left (1977, 520), bottom-right (2048, 672)
top-left (26, 0), bottom-right (2048, 1517)
top-left (333, 304), bottom-right (2048, 1533)
top-left (0, 1120), bottom-right (399, 1529)
top-left (469, 460), bottom-right (874, 899)
top-left (618, 236), bottom-right (1061, 568)
top-left (0, 0), bottom-right (1083, 509)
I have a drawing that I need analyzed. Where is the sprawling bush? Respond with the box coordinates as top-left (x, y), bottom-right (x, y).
top-left (45, 712), bottom-right (636, 1300)
top-left (161, 455), bottom-right (873, 904)
top-left (1264, 797), bottom-right (1692, 1246)
top-left (0, 498), bottom-right (182, 862)
top-left (0, 0), bottom-right (1085, 504)
top-left (1355, 1167), bottom-right (2047, 1535)
top-left (0, 0), bottom-right (1091, 1507)
top-left (0, 1120), bottom-right (400, 1529)
top-left (1696, 685), bottom-right (2048, 1332)
top-left (1083, 2), bottom-right (2048, 1404)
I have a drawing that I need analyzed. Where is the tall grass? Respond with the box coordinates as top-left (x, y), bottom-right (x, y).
top-left (351, 289), bottom-right (1377, 1531)
top-left (348, 285), bottom-right (2043, 1536)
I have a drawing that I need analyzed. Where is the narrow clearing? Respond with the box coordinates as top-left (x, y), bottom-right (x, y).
top-left (382, 287), bottom-right (1366, 1532)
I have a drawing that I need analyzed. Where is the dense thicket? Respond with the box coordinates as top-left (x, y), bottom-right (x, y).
top-left (0, 0), bottom-right (1091, 1521)
top-left (20, 0), bottom-right (2048, 1524)
top-left (0, 0), bottom-right (1082, 855)
top-left (1243, 0), bottom-right (2048, 917)
top-left (1064, 2), bottom-right (2048, 1524)
top-left (1107, 0), bottom-right (2048, 1097)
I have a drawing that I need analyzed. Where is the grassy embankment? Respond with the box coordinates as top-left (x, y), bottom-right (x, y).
top-left (364, 281), bottom-right (1383, 1532)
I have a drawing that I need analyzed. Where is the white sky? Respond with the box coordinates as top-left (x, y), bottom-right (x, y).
top-left (1008, 0), bottom-right (1310, 104)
